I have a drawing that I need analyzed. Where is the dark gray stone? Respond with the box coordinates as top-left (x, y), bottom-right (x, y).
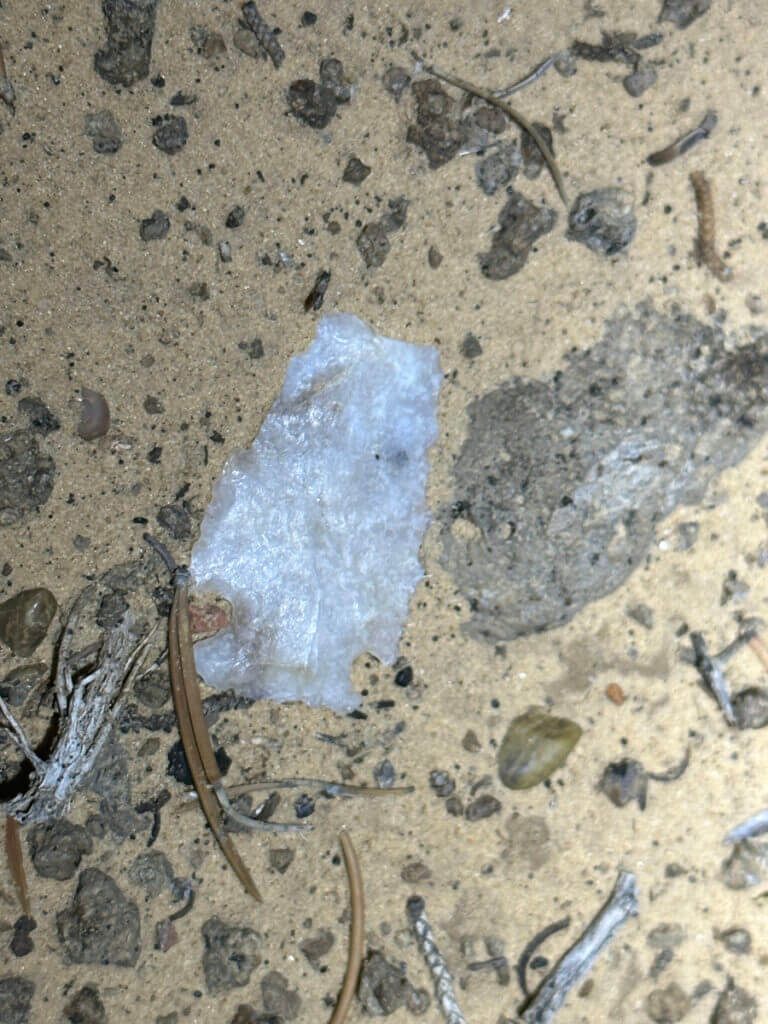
top-left (128, 851), bottom-right (174, 898)
top-left (28, 820), bottom-right (93, 880)
top-left (0, 662), bottom-right (47, 706)
top-left (57, 868), bottom-right (141, 966)
top-left (140, 210), bottom-right (170, 241)
top-left (475, 143), bottom-right (520, 195)
top-left (287, 78), bottom-right (337, 128)
top-left (63, 985), bottom-right (107, 1024)
top-left (260, 971), bottom-right (301, 1020)
top-left (623, 63), bottom-right (658, 97)
top-left (659, 0), bottom-right (711, 30)
top-left (17, 396), bottom-right (60, 434)
top-left (0, 429), bottom-right (56, 525)
top-left (567, 187), bottom-right (636, 255)
top-left (156, 503), bottom-right (191, 539)
top-left (358, 951), bottom-right (411, 1015)
top-left (440, 303), bottom-right (768, 642)
top-left (84, 110), bottom-right (122, 153)
top-left (599, 759), bottom-right (648, 809)
top-left (710, 978), bottom-right (758, 1024)
top-left (152, 115), bottom-right (187, 153)
top-left (133, 667), bottom-right (170, 708)
top-left (202, 917), bottom-right (261, 994)
top-left (94, 0), bottom-right (160, 86)
top-left (478, 190), bottom-right (557, 279)
top-left (343, 156), bottom-right (371, 184)
top-left (0, 976), bottom-right (34, 1024)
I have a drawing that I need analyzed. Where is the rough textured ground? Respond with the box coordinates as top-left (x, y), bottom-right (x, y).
top-left (2, 1), bottom-right (768, 1022)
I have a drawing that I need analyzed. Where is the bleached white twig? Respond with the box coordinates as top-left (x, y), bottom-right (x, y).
top-left (724, 808), bottom-right (768, 845)
top-left (519, 871), bottom-right (639, 1024)
top-left (0, 586), bottom-right (153, 824)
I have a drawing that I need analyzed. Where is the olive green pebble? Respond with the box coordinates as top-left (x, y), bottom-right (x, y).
top-left (0, 587), bottom-right (58, 657)
top-left (497, 707), bottom-right (582, 789)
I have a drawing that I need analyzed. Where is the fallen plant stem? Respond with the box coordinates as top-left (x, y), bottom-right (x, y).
top-left (518, 870), bottom-right (639, 1023)
top-left (516, 916), bottom-right (571, 998)
top-left (180, 777), bottom-right (414, 807)
top-left (0, 585), bottom-right (152, 824)
top-left (415, 56), bottom-right (568, 206)
top-left (4, 816), bottom-right (30, 917)
top-left (329, 830), bottom-right (365, 1024)
top-left (690, 631), bottom-right (736, 725)
top-left (724, 808), bottom-right (768, 845)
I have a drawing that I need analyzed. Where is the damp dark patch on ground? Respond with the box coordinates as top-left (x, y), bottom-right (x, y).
top-left (441, 301), bottom-right (768, 642)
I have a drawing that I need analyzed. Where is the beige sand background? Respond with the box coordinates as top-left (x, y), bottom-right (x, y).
top-left (1, 0), bottom-right (767, 1021)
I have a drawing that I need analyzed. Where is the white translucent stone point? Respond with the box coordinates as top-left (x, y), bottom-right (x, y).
top-left (190, 314), bottom-right (442, 711)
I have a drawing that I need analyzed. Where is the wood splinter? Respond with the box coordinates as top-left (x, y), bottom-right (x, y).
top-left (690, 170), bottom-right (733, 282)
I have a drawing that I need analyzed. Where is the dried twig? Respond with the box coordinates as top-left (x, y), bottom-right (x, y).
top-left (690, 170), bottom-right (733, 282)
top-left (690, 631), bottom-right (736, 725)
top-left (181, 777), bottom-right (414, 806)
top-left (4, 816), bottom-right (30, 916)
top-left (516, 916), bottom-right (571, 998)
top-left (0, 587), bottom-right (152, 824)
top-left (495, 54), bottom-right (557, 98)
top-left (407, 895), bottom-right (467, 1024)
top-left (724, 809), bottom-right (768, 845)
top-left (647, 110), bottom-right (717, 166)
top-left (518, 871), bottom-right (639, 1024)
top-left (329, 830), bottom-right (365, 1024)
top-left (414, 56), bottom-right (568, 206)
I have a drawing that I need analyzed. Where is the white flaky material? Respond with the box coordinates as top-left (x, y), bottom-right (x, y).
top-left (190, 314), bottom-right (441, 711)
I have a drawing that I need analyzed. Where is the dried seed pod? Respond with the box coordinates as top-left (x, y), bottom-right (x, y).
top-left (77, 388), bottom-right (111, 440)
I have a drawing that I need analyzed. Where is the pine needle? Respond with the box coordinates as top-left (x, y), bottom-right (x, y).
top-left (329, 830), bottom-right (365, 1024)
top-left (417, 57), bottom-right (568, 206)
top-left (168, 573), bottom-right (262, 902)
top-left (4, 815), bottom-right (30, 917)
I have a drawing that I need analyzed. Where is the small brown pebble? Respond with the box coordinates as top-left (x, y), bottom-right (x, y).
top-left (269, 848), bottom-right (295, 874)
top-left (78, 387), bottom-right (111, 440)
top-left (188, 602), bottom-right (229, 639)
top-left (646, 981), bottom-right (690, 1022)
top-left (465, 794), bottom-right (501, 821)
top-left (155, 917), bottom-right (178, 952)
top-left (606, 683), bottom-right (625, 705)
top-left (401, 860), bottom-right (431, 883)
top-left (427, 245), bottom-right (442, 268)
top-left (462, 728), bottom-right (481, 752)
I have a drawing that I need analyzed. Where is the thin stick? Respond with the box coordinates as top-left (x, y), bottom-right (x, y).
top-left (690, 171), bottom-right (733, 282)
top-left (416, 57), bottom-right (568, 205)
top-left (181, 778), bottom-right (414, 805)
top-left (495, 55), bottom-right (556, 98)
top-left (518, 871), bottom-right (638, 1023)
top-left (329, 830), bottom-right (365, 1024)
top-left (516, 916), bottom-right (571, 997)
top-left (690, 632), bottom-right (736, 725)
top-left (168, 578), bottom-right (262, 902)
top-left (4, 816), bottom-right (30, 917)
top-left (724, 808), bottom-right (768, 845)
top-left (647, 110), bottom-right (717, 167)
